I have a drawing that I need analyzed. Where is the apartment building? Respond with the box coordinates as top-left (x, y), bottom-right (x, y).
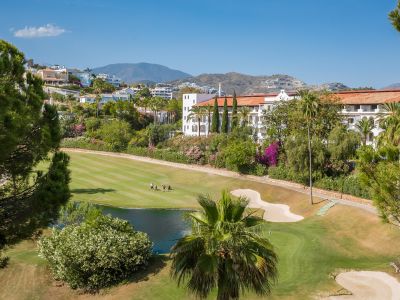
top-left (96, 73), bottom-right (121, 87)
top-left (36, 67), bottom-right (69, 85)
top-left (182, 89), bottom-right (400, 145)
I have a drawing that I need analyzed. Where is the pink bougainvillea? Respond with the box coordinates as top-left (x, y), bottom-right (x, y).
top-left (257, 142), bottom-right (279, 167)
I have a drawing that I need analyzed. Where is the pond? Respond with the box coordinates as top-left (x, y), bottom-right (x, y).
top-left (99, 206), bottom-right (193, 254)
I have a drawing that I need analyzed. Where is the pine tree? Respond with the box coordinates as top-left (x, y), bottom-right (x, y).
top-left (211, 96), bottom-right (220, 133)
top-left (231, 90), bottom-right (238, 130)
top-left (221, 97), bottom-right (229, 133)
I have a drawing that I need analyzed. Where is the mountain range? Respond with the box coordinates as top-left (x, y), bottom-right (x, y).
top-left (92, 63), bottom-right (191, 83)
top-left (91, 62), bottom-right (400, 94)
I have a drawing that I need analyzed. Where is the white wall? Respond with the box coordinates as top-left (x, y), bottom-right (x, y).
top-left (182, 93), bottom-right (214, 135)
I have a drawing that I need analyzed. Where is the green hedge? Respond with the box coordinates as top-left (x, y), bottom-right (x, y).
top-left (314, 176), bottom-right (370, 199)
top-left (61, 138), bottom-right (113, 152)
top-left (268, 165), bottom-right (370, 199)
top-left (126, 146), bottom-right (190, 164)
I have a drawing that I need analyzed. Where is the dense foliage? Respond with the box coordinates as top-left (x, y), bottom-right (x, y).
top-left (39, 207), bottom-right (152, 291)
top-left (0, 40), bottom-right (70, 256)
top-left (171, 191), bottom-right (277, 300)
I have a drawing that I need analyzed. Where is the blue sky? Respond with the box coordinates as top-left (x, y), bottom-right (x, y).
top-left (1, 0), bottom-right (400, 87)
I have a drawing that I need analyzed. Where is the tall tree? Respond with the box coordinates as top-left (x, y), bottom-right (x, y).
top-left (231, 91), bottom-right (238, 130)
top-left (221, 97), bottom-right (229, 133)
top-left (389, 0), bottom-right (400, 32)
top-left (0, 40), bottom-right (70, 257)
top-left (355, 117), bottom-right (375, 146)
top-left (299, 90), bottom-right (320, 205)
top-left (211, 96), bottom-right (220, 133)
top-left (171, 191), bottom-right (277, 300)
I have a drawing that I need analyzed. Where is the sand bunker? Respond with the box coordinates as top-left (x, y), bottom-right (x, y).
top-left (230, 189), bottom-right (304, 222)
top-left (330, 271), bottom-right (400, 300)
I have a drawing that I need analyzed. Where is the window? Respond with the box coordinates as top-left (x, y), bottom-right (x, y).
top-left (200, 125), bottom-right (206, 132)
top-left (348, 118), bottom-right (354, 124)
top-left (371, 104), bottom-right (377, 110)
top-left (192, 125), bottom-right (198, 132)
top-left (193, 100), bottom-right (195, 104)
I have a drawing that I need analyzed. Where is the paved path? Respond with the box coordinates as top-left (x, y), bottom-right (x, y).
top-left (62, 148), bottom-right (377, 215)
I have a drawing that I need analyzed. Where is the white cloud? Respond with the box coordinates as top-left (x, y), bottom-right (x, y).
top-left (13, 24), bottom-right (66, 38)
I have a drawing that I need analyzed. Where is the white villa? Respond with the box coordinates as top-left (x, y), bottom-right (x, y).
top-left (182, 89), bottom-right (400, 145)
top-left (79, 93), bottom-right (130, 104)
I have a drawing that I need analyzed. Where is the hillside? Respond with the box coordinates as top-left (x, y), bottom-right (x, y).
top-left (92, 63), bottom-right (191, 83)
top-left (169, 72), bottom-right (307, 95)
top-left (383, 83), bottom-right (400, 89)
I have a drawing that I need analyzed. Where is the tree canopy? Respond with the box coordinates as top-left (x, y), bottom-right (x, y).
top-left (0, 40), bottom-right (70, 254)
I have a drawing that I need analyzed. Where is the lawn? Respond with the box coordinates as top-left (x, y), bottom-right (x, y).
top-left (1, 151), bottom-right (400, 300)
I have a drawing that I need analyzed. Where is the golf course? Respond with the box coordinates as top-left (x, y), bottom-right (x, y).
top-left (1, 151), bottom-right (400, 300)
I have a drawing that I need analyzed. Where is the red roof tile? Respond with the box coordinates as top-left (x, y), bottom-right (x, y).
top-left (196, 90), bottom-right (400, 107)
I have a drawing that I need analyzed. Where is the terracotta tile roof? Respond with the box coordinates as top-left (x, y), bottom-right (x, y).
top-left (197, 94), bottom-right (271, 107)
top-left (334, 90), bottom-right (400, 105)
top-left (196, 90), bottom-right (400, 107)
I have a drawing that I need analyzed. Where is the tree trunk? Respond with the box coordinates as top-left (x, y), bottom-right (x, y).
top-left (307, 123), bottom-right (313, 205)
top-left (208, 113), bottom-right (211, 136)
top-left (198, 118), bottom-right (201, 137)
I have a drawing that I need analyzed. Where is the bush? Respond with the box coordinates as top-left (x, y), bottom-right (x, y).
top-left (254, 163), bottom-right (268, 176)
top-left (224, 140), bottom-right (256, 173)
top-left (61, 137), bottom-right (114, 151)
top-left (184, 146), bottom-right (205, 164)
top-left (127, 146), bottom-right (190, 164)
top-left (38, 214), bottom-right (152, 291)
top-left (315, 175), bottom-right (370, 199)
top-left (97, 120), bottom-right (132, 151)
top-left (0, 255), bottom-right (9, 268)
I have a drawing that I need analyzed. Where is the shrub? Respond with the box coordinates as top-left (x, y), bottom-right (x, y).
top-left (127, 146), bottom-right (190, 164)
top-left (129, 129), bottom-right (149, 147)
top-left (315, 175), bottom-right (370, 199)
top-left (254, 163), bottom-right (268, 176)
top-left (224, 140), bottom-right (256, 173)
top-left (38, 214), bottom-right (152, 291)
top-left (97, 120), bottom-right (132, 151)
top-left (184, 146), bottom-right (204, 164)
top-left (0, 255), bottom-right (9, 268)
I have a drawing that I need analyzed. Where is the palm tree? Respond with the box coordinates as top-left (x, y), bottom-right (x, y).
top-left (170, 191), bottom-right (277, 300)
top-left (149, 96), bottom-right (167, 124)
top-left (299, 90), bottom-right (319, 205)
top-left (238, 106), bottom-right (251, 127)
top-left (355, 117), bottom-right (375, 146)
top-left (94, 94), bottom-right (101, 118)
top-left (378, 103), bottom-right (400, 147)
top-left (188, 106), bottom-right (207, 137)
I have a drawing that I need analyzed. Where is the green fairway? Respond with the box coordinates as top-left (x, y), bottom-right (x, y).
top-left (2, 151), bottom-right (400, 300)
top-left (67, 152), bottom-right (315, 212)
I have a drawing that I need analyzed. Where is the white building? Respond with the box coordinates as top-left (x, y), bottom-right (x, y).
top-left (68, 69), bottom-right (92, 87)
top-left (79, 93), bottom-right (129, 104)
top-left (96, 73), bottom-right (121, 87)
top-left (151, 84), bottom-right (173, 100)
top-left (182, 89), bottom-right (400, 145)
top-left (182, 93), bottom-right (215, 135)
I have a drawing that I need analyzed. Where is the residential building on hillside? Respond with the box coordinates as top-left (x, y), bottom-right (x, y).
top-left (79, 93), bottom-right (129, 104)
top-left (151, 84), bottom-right (173, 99)
top-left (68, 69), bottom-right (92, 87)
top-left (182, 89), bottom-right (400, 145)
top-left (96, 73), bottom-right (121, 87)
top-left (36, 67), bottom-right (69, 85)
top-left (45, 86), bottom-right (80, 98)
